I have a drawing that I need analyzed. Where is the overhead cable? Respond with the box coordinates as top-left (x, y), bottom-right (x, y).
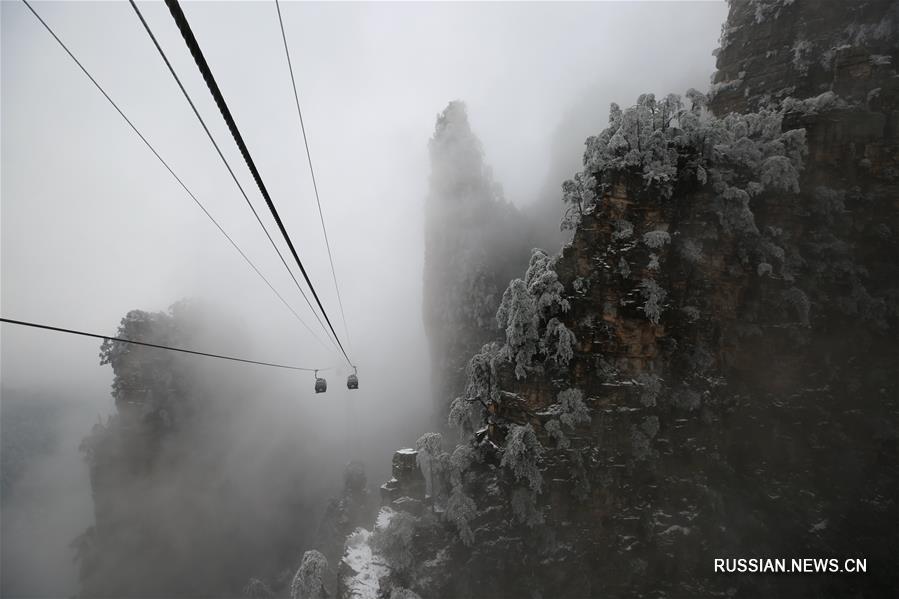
top-left (127, 0), bottom-right (339, 358)
top-left (20, 0), bottom-right (330, 352)
top-left (163, 0), bottom-right (353, 366)
top-left (274, 0), bottom-right (353, 356)
top-left (1, 317), bottom-right (327, 372)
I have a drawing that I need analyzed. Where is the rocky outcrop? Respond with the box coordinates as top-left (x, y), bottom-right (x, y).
top-left (356, 1), bottom-right (899, 597)
top-left (423, 102), bottom-right (533, 417)
top-left (379, 449), bottom-right (426, 513)
top-left (337, 452), bottom-right (429, 599)
top-left (77, 303), bottom-right (336, 599)
top-left (316, 462), bottom-right (379, 576)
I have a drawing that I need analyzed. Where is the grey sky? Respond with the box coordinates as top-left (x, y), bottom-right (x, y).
top-left (2, 0), bottom-right (726, 406)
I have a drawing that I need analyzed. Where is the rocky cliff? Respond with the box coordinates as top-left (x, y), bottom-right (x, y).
top-left (340, 1), bottom-right (899, 597)
top-left (423, 102), bottom-right (533, 417)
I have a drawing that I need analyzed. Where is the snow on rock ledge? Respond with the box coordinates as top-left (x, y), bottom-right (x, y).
top-left (337, 507), bottom-right (395, 599)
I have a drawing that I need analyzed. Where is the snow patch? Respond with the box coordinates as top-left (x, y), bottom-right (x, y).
top-left (341, 526), bottom-right (390, 599)
top-left (660, 525), bottom-right (692, 536)
top-left (809, 519), bottom-right (828, 533)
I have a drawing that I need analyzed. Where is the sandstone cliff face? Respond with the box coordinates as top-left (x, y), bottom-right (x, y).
top-left (711, 0), bottom-right (898, 115)
top-left (346, 1), bottom-right (899, 597)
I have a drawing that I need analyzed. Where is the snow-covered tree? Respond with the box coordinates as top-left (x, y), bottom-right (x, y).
top-left (501, 424), bottom-right (543, 493)
top-left (445, 484), bottom-right (477, 546)
top-left (524, 250), bottom-right (570, 314)
top-left (463, 342), bottom-right (501, 404)
top-left (448, 342), bottom-right (503, 435)
top-left (495, 249), bottom-right (572, 379)
top-left (716, 186), bottom-right (759, 234)
top-left (545, 419), bottom-right (570, 449)
top-left (448, 444), bottom-right (476, 487)
top-left (640, 279), bottom-right (667, 324)
top-left (545, 389), bottom-right (591, 450)
top-left (580, 93), bottom-right (684, 201)
top-left (561, 171), bottom-right (598, 230)
top-left (372, 511), bottom-right (417, 573)
top-left (443, 444), bottom-right (478, 545)
top-left (448, 396), bottom-right (481, 437)
top-left (642, 230), bottom-right (671, 249)
top-left (496, 279), bottom-right (540, 379)
top-left (415, 432), bottom-right (445, 498)
top-left (561, 90), bottom-right (807, 239)
top-left (612, 219), bottom-right (634, 240)
top-left (541, 318), bottom-right (576, 368)
top-left (557, 389), bottom-right (590, 428)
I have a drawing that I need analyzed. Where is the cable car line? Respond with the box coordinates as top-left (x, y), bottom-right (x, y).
top-left (19, 0), bottom-right (330, 353)
top-left (274, 0), bottom-right (354, 357)
top-left (127, 0), bottom-right (339, 360)
top-left (163, 0), bottom-right (353, 367)
top-left (0, 318), bottom-right (329, 372)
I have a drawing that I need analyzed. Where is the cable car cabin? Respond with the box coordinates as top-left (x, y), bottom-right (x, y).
top-left (347, 366), bottom-right (359, 390)
top-left (314, 377), bottom-right (327, 394)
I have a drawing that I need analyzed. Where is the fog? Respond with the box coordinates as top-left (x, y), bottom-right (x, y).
top-left (1, 1), bottom-right (727, 596)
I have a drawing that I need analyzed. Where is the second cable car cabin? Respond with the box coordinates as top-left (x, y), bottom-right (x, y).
top-left (347, 366), bottom-right (359, 390)
top-left (314, 370), bottom-right (327, 394)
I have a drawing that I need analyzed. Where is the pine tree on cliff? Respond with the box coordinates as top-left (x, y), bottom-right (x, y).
top-left (423, 101), bottom-right (532, 417)
top-left (98, 303), bottom-right (194, 425)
